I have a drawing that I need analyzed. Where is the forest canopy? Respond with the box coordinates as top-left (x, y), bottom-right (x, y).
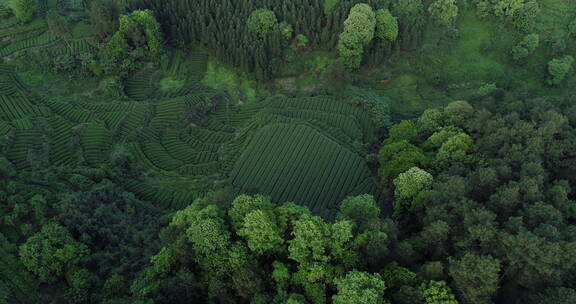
top-left (0, 0), bottom-right (575, 303)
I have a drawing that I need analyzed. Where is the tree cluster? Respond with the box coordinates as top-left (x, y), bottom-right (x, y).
top-left (378, 96), bottom-right (576, 303)
top-left (337, 3), bottom-right (376, 70)
top-left (511, 33), bottom-right (539, 61)
top-left (129, 194), bottom-right (459, 304)
top-left (104, 9), bottom-right (163, 63)
top-left (472, 0), bottom-right (540, 31)
top-left (140, 0), bottom-right (418, 78)
top-left (0, 163), bottom-right (163, 303)
top-left (141, 0), bottom-right (342, 80)
top-left (338, 3), bottom-right (402, 70)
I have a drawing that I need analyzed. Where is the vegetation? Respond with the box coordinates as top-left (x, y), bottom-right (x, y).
top-left (375, 9), bottom-right (398, 43)
top-left (548, 55), bottom-right (574, 85)
top-left (428, 0), bottom-right (458, 26)
top-left (512, 33), bottom-right (539, 61)
top-left (246, 9), bottom-right (278, 37)
top-left (9, 0), bottom-right (36, 23)
top-left (0, 0), bottom-right (575, 303)
top-left (104, 10), bottom-right (163, 65)
top-left (89, 0), bottom-right (119, 39)
top-left (338, 3), bottom-right (376, 69)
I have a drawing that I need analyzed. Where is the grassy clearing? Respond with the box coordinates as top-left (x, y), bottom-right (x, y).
top-left (448, 9), bottom-right (504, 73)
top-left (72, 21), bottom-right (93, 39)
top-left (442, 7), bottom-right (576, 95)
top-left (366, 9), bottom-right (504, 117)
top-left (18, 70), bottom-right (100, 98)
top-left (370, 72), bottom-right (450, 118)
top-left (295, 54), bottom-right (331, 89)
top-left (277, 50), bottom-right (332, 78)
top-left (274, 51), bottom-right (334, 94)
top-left (536, 0), bottom-right (576, 37)
top-left (202, 59), bottom-right (257, 104)
top-left (370, 6), bottom-right (575, 117)
top-left (159, 76), bottom-right (185, 90)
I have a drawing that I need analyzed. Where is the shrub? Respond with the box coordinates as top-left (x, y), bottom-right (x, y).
top-left (477, 83), bottom-right (497, 97)
top-left (375, 9), bottom-right (398, 42)
top-left (0, 1), bottom-right (12, 19)
top-left (570, 19), bottom-right (576, 37)
top-left (548, 55), bottom-right (574, 86)
top-left (295, 34), bottom-right (309, 48)
top-left (278, 21), bottom-right (293, 40)
top-left (511, 34), bottom-right (539, 61)
top-left (428, 0), bottom-right (458, 26)
top-left (10, 0), bottom-right (37, 23)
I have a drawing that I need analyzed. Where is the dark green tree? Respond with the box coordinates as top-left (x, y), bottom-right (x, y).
top-left (336, 194), bottom-right (380, 232)
top-left (511, 33), bottom-right (539, 61)
top-left (449, 253), bottom-right (501, 304)
top-left (387, 120), bottom-right (418, 143)
top-left (379, 140), bottom-right (429, 186)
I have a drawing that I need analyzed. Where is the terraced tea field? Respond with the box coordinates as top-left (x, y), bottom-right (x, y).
top-left (0, 17), bottom-right (383, 216)
top-left (230, 123), bottom-right (379, 218)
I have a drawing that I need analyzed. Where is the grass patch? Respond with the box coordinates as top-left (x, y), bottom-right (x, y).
top-left (18, 70), bottom-right (100, 98)
top-left (297, 54), bottom-right (331, 89)
top-left (437, 8), bottom-right (576, 95)
top-left (450, 10), bottom-right (503, 72)
top-left (159, 76), bottom-right (185, 90)
top-left (324, 0), bottom-right (338, 14)
top-left (275, 51), bottom-right (333, 93)
top-left (387, 8), bottom-right (540, 112)
top-left (72, 21), bottom-right (93, 39)
top-left (47, 0), bottom-right (58, 9)
top-left (535, 0), bottom-right (576, 37)
top-left (277, 50), bottom-right (332, 78)
top-left (202, 59), bottom-right (257, 104)
top-left (366, 10), bottom-right (502, 117)
top-left (371, 73), bottom-right (450, 117)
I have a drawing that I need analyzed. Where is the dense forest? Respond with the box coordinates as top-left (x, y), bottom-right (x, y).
top-left (0, 0), bottom-right (575, 303)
